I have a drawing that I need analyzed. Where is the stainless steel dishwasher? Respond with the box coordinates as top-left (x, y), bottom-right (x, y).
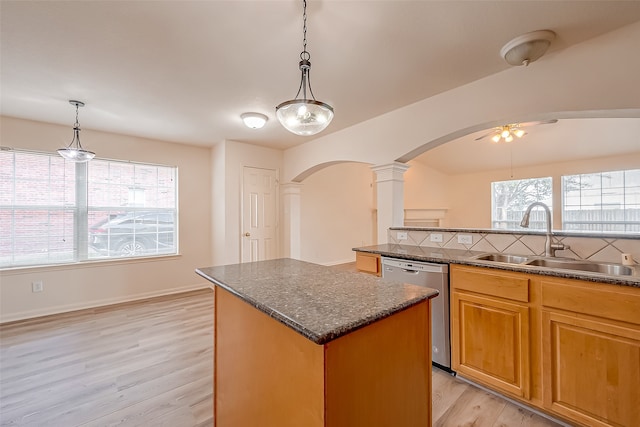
top-left (381, 257), bottom-right (450, 370)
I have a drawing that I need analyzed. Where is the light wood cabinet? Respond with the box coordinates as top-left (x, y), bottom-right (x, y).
top-left (451, 264), bottom-right (640, 427)
top-left (355, 251), bottom-right (381, 276)
top-left (215, 287), bottom-right (433, 426)
top-left (540, 279), bottom-right (640, 427)
top-left (451, 266), bottom-right (531, 399)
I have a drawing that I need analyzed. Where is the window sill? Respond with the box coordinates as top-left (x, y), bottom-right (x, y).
top-left (0, 254), bottom-right (183, 275)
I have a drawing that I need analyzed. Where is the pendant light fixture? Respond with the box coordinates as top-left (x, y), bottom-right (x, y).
top-left (57, 100), bottom-right (95, 162)
top-left (276, 0), bottom-right (333, 136)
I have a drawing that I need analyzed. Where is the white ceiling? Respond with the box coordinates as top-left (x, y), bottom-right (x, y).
top-left (2, 1), bottom-right (640, 154)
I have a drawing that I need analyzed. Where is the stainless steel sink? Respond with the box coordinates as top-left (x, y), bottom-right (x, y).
top-left (524, 258), bottom-right (635, 276)
top-left (471, 253), bottom-right (530, 264)
top-left (470, 252), bottom-right (635, 277)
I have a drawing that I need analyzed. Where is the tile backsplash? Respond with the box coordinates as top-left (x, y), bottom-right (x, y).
top-left (388, 227), bottom-right (640, 265)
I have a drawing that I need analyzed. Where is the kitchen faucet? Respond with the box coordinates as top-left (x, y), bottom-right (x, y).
top-left (520, 202), bottom-right (569, 257)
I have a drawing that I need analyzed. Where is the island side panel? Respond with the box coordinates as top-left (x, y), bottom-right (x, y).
top-left (324, 300), bottom-right (432, 427)
top-left (214, 288), bottom-right (325, 427)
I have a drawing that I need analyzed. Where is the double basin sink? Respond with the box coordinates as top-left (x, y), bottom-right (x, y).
top-left (471, 253), bottom-right (635, 277)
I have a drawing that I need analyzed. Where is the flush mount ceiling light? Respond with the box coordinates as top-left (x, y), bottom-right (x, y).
top-left (241, 112), bottom-right (268, 129)
top-left (276, 0), bottom-right (334, 136)
top-left (57, 100), bottom-right (95, 162)
top-left (500, 30), bottom-right (556, 67)
top-left (475, 120), bottom-right (558, 143)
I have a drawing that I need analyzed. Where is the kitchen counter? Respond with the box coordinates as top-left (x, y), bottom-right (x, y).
top-left (354, 243), bottom-right (640, 288)
top-left (196, 258), bottom-right (438, 426)
top-left (196, 258), bottom-right (438, 344)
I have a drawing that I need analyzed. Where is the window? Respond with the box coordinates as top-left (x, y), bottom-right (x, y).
top-left (562, 169), bottom-right (640, 232)
top-left (491, 177), bottom-right (552, 230)
top-left (1, 149), bottom-right (177, 268)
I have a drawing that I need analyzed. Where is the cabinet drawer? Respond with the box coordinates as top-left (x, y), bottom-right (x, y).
top-left (355, 252), bottom-right (381, 276)
top-left (541, 280), bottom-right (640, 325)
top-left (451, 265), bottom-right (529, 302)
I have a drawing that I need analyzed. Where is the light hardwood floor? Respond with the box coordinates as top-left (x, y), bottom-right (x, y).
top-left (1, 287), bottom-right (564, 427)
top-left (0, 289), bottom-right (214, 427)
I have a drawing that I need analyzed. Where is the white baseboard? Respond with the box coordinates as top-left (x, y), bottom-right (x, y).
top-left (321, 258), bottom-right (356, 267)
top-left (0, 282), bottom-right (214, 324)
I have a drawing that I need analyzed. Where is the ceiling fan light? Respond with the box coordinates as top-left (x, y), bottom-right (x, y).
top-left (514, 129), bottom-right (525, 138)
top-left (501, 128), bottom-right (511, 138)
top-left (491, 134), bottom-right (501, 143)
top-left (505, 134), bottom-right (514, 143)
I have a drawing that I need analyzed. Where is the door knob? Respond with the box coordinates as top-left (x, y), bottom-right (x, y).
top-left (244, 232), bottom-right (251, 237)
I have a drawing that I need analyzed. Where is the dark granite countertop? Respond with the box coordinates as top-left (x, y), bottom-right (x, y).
top-left (354, 244), bottom-right (640, 288)
top-left (196, 258), bottom-right (439, 345)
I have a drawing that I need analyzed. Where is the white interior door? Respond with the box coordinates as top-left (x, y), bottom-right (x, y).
top-left (242, 167), bottom-right (278, 263)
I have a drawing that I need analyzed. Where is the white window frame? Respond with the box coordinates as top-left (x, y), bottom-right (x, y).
top-left (0, 149), bottom-right (178, 268)
top-left (562, 169), bottom-right (640, 232)
top-left (491, 177), bottom-right (553, 230)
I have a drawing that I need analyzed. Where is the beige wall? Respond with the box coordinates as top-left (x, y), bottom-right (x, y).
top-left (0, 116), bottom-right (213, 322)
top-left (407, 153), bottom-right (640, 229)
top-left (300, 162), bottom-right (375, 265)
top-left (404, 160), bottom-right (450, 211)
top-left (210, 140), bottom-right (284, 266)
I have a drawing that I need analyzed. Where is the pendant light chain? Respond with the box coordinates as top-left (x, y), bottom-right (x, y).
top-left (301, 0), bottom-right (309, 61)
top-left (74, 103), bottom-right (81, 130)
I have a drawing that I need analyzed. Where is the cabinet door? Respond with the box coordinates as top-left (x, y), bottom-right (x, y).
top-left (451, 291), bottom-right (530, 399)
top-left (542, 311), bottom-right (640, 427)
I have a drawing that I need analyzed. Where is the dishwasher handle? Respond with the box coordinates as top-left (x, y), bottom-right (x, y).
top-left (382, 257), bottom-right (448, 274)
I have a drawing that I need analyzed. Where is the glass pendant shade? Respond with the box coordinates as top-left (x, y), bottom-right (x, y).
top-left (57, 147), bottom-right (95, 162)
top-left (58, 100), bottom-right (95, 162)
top-left (276, 99), bottom-right (334, 136)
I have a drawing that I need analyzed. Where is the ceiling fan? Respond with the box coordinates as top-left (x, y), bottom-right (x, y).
top-left (475, 119), bottom-right (558, 143)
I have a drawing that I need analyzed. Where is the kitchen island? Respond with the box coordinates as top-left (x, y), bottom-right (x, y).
top-left (196, 258), bottom-right (439, 427)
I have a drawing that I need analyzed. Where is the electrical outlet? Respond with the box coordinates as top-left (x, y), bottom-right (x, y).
top-left (397, 232), bottom-right (408, 241)
top-left (32, 281), bottom-right (43, 293)
top-left (457, 234), bottom-right (473, 245)
top-left (430, 233), bottom-right (443, 243)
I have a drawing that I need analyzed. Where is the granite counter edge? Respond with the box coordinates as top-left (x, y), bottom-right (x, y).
top-left (195, 268), bottom-right (438, 345)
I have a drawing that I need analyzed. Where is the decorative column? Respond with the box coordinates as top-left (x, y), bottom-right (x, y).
top-left (281, 182), bottom-right (302, 260)
top-left (371, 162), bottom-right (410, 244)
